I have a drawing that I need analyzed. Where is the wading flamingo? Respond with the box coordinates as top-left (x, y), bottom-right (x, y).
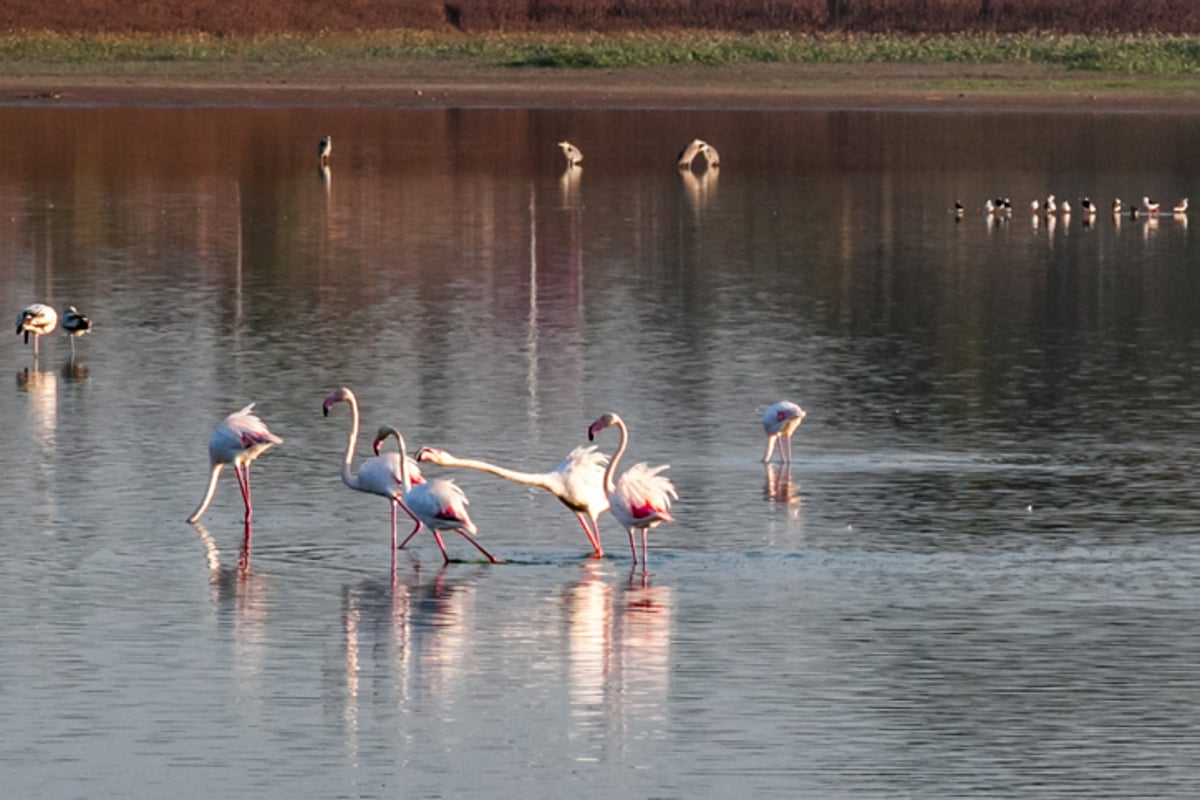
top-left (61, 305), bottom-right (92, 356)
top-left (16, 303), bottom-right (58, 357)
top-left (677, 139), bottom-right (719, 170)
top-left (416, 444), bottom-right (609, 557)
top-left (323, 386), bottom-right (425, 554)
top-left (188, 403), bottom-right (283, 525)
top-left (318, 135), bottom-right (332, 164)
top-left (587, 412), bottom-right (677, 570)
top-left (374, 426), bottom-right (499, 564)
top-left (557, 140), bottom-right (583, 167)
top-left (762, 401), bottom-right (807, 464)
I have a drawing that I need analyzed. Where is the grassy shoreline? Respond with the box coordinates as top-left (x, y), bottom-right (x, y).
top-left (3, 30), bottom-right (1200, 74)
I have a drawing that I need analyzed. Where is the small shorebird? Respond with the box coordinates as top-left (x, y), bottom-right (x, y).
top-left (1112, 198), bottom-right (1123, 215)
top-left (1173, 198), bottom-right (1189, 215)
top-left (1142, 196), bottom-right (1161, 215)
top-left (1043, 194), bottom-right (1057, 214)
top-left (1030, 199), bottom-right (1040, 214)
top-left (1061, 199), bottom-right (1072, 215)
top-left (318, 135), bottom-right (332, 165)
top-left (557, 140), bottom-right (583, 168)
top-left (954, 201), bottom-right (964, 220)
top-left (1079, 198), bottom-right (1097, 216)
top-left (61, 305), bottom-right (92, 356)
top-left (16, 303), bottom-right (57, 357)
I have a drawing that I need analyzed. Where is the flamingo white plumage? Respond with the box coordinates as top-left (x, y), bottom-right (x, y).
top-left (587, 412), bottom-right (677, 570)
top-left (557, 140), bottom-right (583, 167)
top-left (762, 401), bottom-right (807, 464)
top-left (188, 403), bottom-right (283, 524)
top-left (373, 426), bottom-right (499, 564)
top-left (677, 138), bottom-right (719, 170)
top-left (1174, 198), bottom-right (1189, 215)
top-left (16, 303), bottom-right (58, 357)
top-left (417, 444), bottom-right (609, 557)
top-left (61, 305), bottom-right (92, 356)
top-left (322, 386), bottom-right (425, 553)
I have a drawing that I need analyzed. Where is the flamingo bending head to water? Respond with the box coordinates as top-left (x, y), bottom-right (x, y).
top-left (587, 412), bottom-right (677, 570)
top-left (557, 140), bottom-right (583, 168)
top-left (374, 426), bottom-right (499, 565)
top-left (322, 386), bottom-right (425, 554)
top-left (762, 401), bottom-right (806, 464)
top-left (16, 303), bottom-right (58, 357)
top-left (188, 403), bottom-right (283, 524)
top-left (677, 139), bottom-right (719, 170)
top-left (417, 443), bottom-right (609, 557)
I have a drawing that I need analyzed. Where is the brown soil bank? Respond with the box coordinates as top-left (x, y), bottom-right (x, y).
top-left (4, 0), bottom-right (1200, 36)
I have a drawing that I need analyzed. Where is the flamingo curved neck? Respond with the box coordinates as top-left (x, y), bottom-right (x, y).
top-left (187, 463), bottom-right (225, 523)
top-left (438, 453), bottom-right (558, 493)
top-left (339, 396), bottom-right (362, 491)
top-left (602, 419), bottom-right (629, 495)
top-left (394, 432), bottom-right (414, 494)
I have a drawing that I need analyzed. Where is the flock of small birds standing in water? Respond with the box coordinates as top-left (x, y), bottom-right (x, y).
top-left (17, 132), bottom-right (797, 575)
top-left (956, 194), bottom-right (1189, 224)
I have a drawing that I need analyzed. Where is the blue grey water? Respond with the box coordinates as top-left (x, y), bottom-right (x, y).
top-left (2, 104), bottom-right (1200, 798)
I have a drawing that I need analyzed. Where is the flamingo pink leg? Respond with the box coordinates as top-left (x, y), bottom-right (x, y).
top-left (763, 435), bottom-right (778, 463)
top-left (234, 463), bottom-right (253, 522)
top-left (453, 530), bottom-right (499, 563)
top-left (576, 514), bottom-right (603, 557)
top-left (641, 529), bottom-right (650, 570)
top-left (389, 500), bottom-right (398, 552)
top-left (397, 501), bottom-right (423, 549)
top-left (432, 531), bottom-right (451, 563)
top-left (626, 526), bottom-right (638, 563)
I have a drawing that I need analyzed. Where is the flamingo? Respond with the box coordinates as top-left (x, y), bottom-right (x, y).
top-left (762, 401), bottom-right (807, 464)
top-left (416, 444), bottom-right (610, 557)
top-left (16, 303), bottom-right (57, 357)
top-left (373, 426), bottom-right (499, 564)
top-left (318, 135), bottom-right (332, 164)
top-left (61, 305), bottom-right (92, 356)
top-left (322, 386), bottom-right (425, 554)
top-left (1143, 196), bottom-right (1161, 215)
top-left (1079, 197), bottom-right (1097, 216)
top-left (1043, 194), bottom-right (1057, 215)
top-left (188, 403), bottom-right (283, 525)
top-left (1174, 198), bottom-right (1189, 215)
top-left (587, 412), bottom-right (677, 570)
top-left (677, 139), bottom-right (719, 170)
top-left (1112, 198), bottom-right (1123, 215)
top-left (557, 140), bottom-right (583, 168)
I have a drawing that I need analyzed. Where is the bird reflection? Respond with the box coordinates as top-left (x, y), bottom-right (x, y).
top-left (17, 365), bottom-right (58, 449)
top-left (318, 164), bottom-right (331, 197)
top-left (764, 463), bottom-right (801, 506)
top-left (60, 359), bottom-right (89, 381)
top-left (338, 560), bottom-right (481, 742)
top-left (209, 551), bottom-right (269, 711)
top-left (679, 165), bottom-right (718, 218)
top-left (190, 521), bottom-right (223, 573)
top-left (559, 164), bottom-right (582, 210)
top-left (561, 564), bottom-right (673, 739)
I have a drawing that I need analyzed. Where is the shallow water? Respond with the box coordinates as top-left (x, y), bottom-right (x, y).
top-left (3, 105), bottom-right (1200, 797)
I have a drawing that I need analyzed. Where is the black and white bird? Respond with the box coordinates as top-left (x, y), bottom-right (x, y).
top-left (1080, 197), bottom-right (1097, 216)
top-left (61, 305), bottom-right (92, 356)
top-left (1173, 198), bottom-right (1189, 215)
top-left (318, 135), bottom-right (332, 165)
top-left (1142, 196), bottom-right (1161, 215)
top-left (557, 140), bottom-right (583, 168)
top-left (16, 303), bottom-right (58, 357)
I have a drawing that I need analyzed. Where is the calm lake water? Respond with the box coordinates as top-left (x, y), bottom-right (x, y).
top-left (3, 103), bottom-right (1200, 798)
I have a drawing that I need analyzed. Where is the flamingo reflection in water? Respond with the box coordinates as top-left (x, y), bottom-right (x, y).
top-left (764, 462), bottom-right (801, 506)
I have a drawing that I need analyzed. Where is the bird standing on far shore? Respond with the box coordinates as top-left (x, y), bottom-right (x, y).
top-left (557, 140), bottom-right (583, 168)
top-left (318, 135), bottom-right (332, 165)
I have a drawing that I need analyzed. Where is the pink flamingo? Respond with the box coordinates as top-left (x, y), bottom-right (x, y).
top-left (16, 303), bottom-right (58, 357)
top-left (416, 444), bottom-right (609, 557)
top-left (373, 426), bottom-right (499, 564)
top-left (188, 403), bottom-right (283, 525)
top-left (587, 412), bottom-right (677, 569)
top-left (761, 401), bottom-right (806, 464)
top-left (323, 386), bottom-right (425, 554)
